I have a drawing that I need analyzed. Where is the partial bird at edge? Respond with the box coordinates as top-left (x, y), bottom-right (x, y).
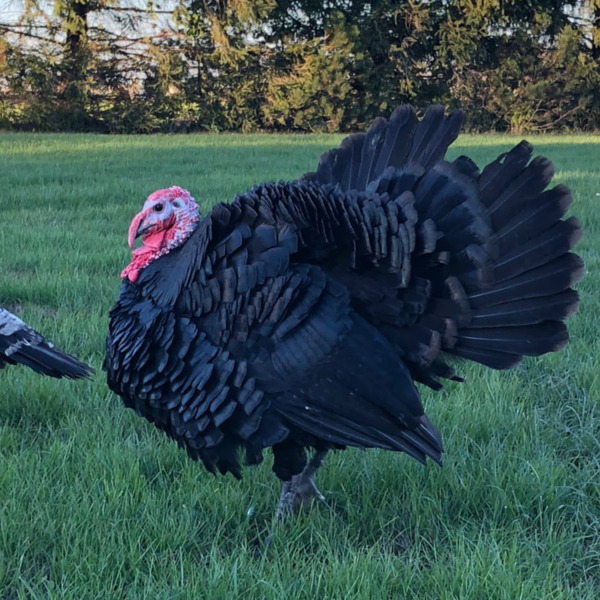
top-left (0, 307), bottom-right (94, 379)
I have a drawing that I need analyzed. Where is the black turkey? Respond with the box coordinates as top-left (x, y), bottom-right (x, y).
top-left (105, 105), bottom-right (582, 516)
top-left (1, 307), bottom-right (93, 379)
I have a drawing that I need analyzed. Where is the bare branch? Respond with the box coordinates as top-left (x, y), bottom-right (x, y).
top-left (103, 7), bottom-right (175, 15)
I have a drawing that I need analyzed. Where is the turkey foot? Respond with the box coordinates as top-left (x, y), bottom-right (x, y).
top-left (275, 449), bottom-right (328, 521)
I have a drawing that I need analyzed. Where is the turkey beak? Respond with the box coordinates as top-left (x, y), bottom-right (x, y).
top-left (128, 211), bottom-right (151, 248)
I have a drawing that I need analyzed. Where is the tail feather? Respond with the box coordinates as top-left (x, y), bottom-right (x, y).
top-left (451, 346), bottom-right (522, 370)
top-left (468, 253), bottom-right (583, 309)
top-left (373, 106), bottom-right (418, 174)
top-left (469, 289), bottom-right (579, 328)
top-left (492, 218), bottom-right (582, 282)
top-left (493, 184), bottom-right (573, 253)
top-left (478, 141), bottom-right (533, 206)
top-left (457, 322), bottom-right (569, 356)
top-left (407, 106), bottom-right (463, 168)
top-left (343, 133), bottom-right (366, 191)
top-left (317, 145), bottom-right (350, 190)
top-left (355, 117), bottom-right (388, 190)
top-left (452, 155), bottom-right (480, 179)
top-left (487, 157), bottom-right (555, 228)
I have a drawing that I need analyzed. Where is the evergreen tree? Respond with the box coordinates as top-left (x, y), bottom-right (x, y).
top-left (0, 0), bottom-right (599, 132)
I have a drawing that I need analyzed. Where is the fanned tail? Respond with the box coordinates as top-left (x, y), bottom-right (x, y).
top-left (405, 140), bottom-right (582, 377)
top-left (305, 105), bottom-right (582, 388)
top-left (446, 145), bottom-right (583, 370)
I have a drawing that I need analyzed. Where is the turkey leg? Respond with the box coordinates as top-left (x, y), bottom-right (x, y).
top-left (275, 449), bottom-right (329, 521)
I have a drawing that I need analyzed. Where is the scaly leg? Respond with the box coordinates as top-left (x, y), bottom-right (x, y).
top-left (274, 449), bottom-right (329, 522)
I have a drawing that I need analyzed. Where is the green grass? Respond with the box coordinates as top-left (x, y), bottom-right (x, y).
top-left (0, 131), bottom-right (598, 599)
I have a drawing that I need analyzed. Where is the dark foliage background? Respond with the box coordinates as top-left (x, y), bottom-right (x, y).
top-left (1, 0), bottom-right (599, 133)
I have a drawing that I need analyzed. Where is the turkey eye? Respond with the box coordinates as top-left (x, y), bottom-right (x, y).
top-left (173, 201), bottom-right (181, 208)
top-left (154, 203), bottom-right (164, 213)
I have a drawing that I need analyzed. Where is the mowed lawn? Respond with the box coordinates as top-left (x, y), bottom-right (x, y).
top-left (0, 130), bottom-right (598, 599)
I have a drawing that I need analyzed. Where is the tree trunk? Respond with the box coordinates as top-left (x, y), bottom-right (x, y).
top-left (62, 0), bottom-right (91, 126)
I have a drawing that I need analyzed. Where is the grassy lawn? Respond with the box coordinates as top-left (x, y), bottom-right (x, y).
top-left (0, 130), bottom-right (598, 599)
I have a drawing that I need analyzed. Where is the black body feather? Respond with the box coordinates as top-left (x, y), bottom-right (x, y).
top-left (105, 105), bottom-right (582, 481)
top-left (0, 307), bottom-right (93, 379)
